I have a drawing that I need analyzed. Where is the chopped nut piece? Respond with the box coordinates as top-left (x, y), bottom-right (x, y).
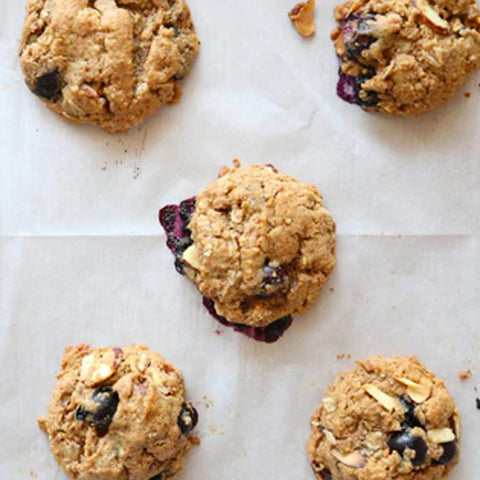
top-left (427, 427), bottom-right (456, 443)
top-left (182, 244), bottom-right (201, 270)
top-left (289, 0), bottom-right (316, 37)
top-left (80, 351), bottom-right (116, 385)
top-left (413, 0), bottom-right (449, 33)
top-left (395, 377), bottom-right (432, 403)
top-left (364, 384), bottom-right (398, 411)
top-left (323, 397), bottom-right (337, 413)
top-left (324, 429), bottom-right (337, 445)
top-left (331, 449), bottom-right (367, 468)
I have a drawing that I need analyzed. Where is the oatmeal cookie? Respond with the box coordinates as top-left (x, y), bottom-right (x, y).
top-left (332, 0), bottom-right (480, 115)
top-left (159, 163), bottom-right (336, 341)
top-left (38, 344), bottom-right (198, 480)
top-left (20, 0), bottom-right (199, 132)
top-left (308, 356), bottom-right (460, 480)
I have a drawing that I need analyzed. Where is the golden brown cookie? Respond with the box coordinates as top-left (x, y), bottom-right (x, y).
top-left (332, 0), bottom-right (480, 115)
top-left (159, 163), bottom-right (336, 339)
top-left (308, 356), bottom-right (460, 480)
top-left (20, 0), bottom-right (200, 132)
top-left (39, 344), bottom-right (198, 480)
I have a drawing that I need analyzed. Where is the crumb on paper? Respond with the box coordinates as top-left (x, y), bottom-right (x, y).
top-left (336, 353), bottom-right (351, 360)
top-left (464, 92), bottom-right (471, 98)
top-left (329, 287), bottom-right (335, 292)
top-left (289, 0), bottom-right (316, 37)
top-left (189, 435), bottom-right (201, 445)
top-left (459, 370), bottom-right (472, 380)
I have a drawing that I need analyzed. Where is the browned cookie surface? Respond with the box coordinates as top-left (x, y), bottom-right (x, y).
top-left (20, 0), bottom-right (199, 132)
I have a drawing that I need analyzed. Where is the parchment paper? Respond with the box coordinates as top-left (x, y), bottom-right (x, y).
top-left (1, 0), bottom-right (480, 479)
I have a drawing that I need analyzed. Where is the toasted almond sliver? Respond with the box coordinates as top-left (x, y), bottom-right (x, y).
top-left (427, 427), bottom-right (456, 444)
top-left (324, 429), bottom-right (337, 445)
top-left (395, 377), bottom-right (432, 403)
top-left (364, 384), bottom-right (398, 411)
top-left (182, 244), bottom-right (201, 270)
top-left (289, 0), bottom-right (316, 37)
top-left (331, 449), bottom-right (366, 468)
top-left (414, 0), bottom-right (449, 32)
top-left (453, 415), bottom-right (461, 439)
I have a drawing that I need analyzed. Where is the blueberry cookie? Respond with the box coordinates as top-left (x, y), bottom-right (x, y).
top-left (308, 356), bottom-right (460, 480)
top-left (332, 0), bottom-right (480, 115)
top-left (159, 163), bottom-right (336, 343)
top-left (20, 0), bottom-right (199, 132)
top-left (38, 344), bottom-right (198, 480)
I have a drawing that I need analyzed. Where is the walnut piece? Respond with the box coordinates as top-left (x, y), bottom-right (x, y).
top-left (289, 0), bottom-right (316, 37)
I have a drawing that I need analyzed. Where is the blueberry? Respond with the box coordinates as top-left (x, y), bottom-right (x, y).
top-left (33, 69), bottom-right (62, 100)
top-left (336, 70), bottom-right (378, 108)
top-left (177, 402), bottom-right (198, 435)
top-left (435, 441), bottom-right (457, 465)
top-left (319, 468), bottom-right (332, 480)
top-left (258, 264), bottom-right (289, 298)
top-left (75, 386), bottom-right (119, 437)
top-left (341, 14), bottom-right (376, 61)
top-left (399, 395), bottom-right (421, 429)
top-left (388, 431), bottom-right (427, 466)
top-left (149, 474), bottom-right (166, 480)
top-left (202, 296), bottom-right (293, 343)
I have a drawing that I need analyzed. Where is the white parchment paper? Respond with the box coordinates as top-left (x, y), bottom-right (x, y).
top-left (1, 0), bottom-right (480, 479)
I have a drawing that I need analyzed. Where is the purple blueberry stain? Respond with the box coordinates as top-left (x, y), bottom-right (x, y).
top-left (202, 297), bottom-right (293, 343)
top-left (33, 69), bottom-right (62, 100)
top-left (158, 191), bottom-right (294, 343)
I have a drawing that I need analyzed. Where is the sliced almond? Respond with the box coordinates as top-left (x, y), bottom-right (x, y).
top-left (289, 0), bottom-right (316, 37)
top-left (364, 384), bottom-right (398, 411)
top-left (80, 351), bottom-right (116, 385)
top-left (324, 429), bottom-right (337, 445)
top-left (427, 427), bottom-right (455, 444)
top-left (322, 397), bottom-right (337, 413)
top-left (453, 415), bottom-right (461, 439)
top-left (331, 449), bottom-right (366, 468)
top-left (413, 0), bottom-right (449, 33)
top-left (395, 377), bottom-right (432, 403)
top-left (182, 244), bottom-right (201, 270)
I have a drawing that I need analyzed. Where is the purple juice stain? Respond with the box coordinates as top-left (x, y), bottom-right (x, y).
top-left (158, 192), bottom-right (294, 343)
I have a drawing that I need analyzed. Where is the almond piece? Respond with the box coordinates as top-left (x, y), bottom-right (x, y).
top-left (364, 384), bottom-right (398, 411)
top-left (323, 397), bottom-right (337, 413)
top-left (80, 351), bottom-right (116, 385)
top-left (289, 0), bottom-right (316, 37)
top-left (395, 377), bottom-right (432, 403)
top-left (413, 0), bottom-right (449, 33)
top-left (331, 449), bottom-right (367, 468)
top-left (324, 429), bottom-right (337, 445)
top-left (427, 427), bottom-right (456, 443)
top-left (182, 244), bottom-right (201, 270)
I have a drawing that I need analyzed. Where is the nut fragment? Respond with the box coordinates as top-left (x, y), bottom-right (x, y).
top-left (182, 244), bottom-right (201, 270)
top-left (331, 449), bottom-right (366, 468)
top-left (289, 0), bottom-right (316, 37)
top-left (427, 427), bottom-right (456, 444)
top-left (324, 429), bottom-right (337, 445)
top-left (364, 384), bottom-right (398, 411)
top-left (323, 397), bottom-right (337, 413)
top-left (395, 377), bottom-right (432, 403)
top-left (413, 0), bottom-right (449, 32)
top-left (80, 351), bottom-right (116, 386)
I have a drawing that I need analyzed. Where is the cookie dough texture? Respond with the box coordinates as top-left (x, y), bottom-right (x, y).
top-left (20, 0), bottom-right (200, 132)
top-left (183, 164), bottom-right (336, 327)
top-left (308, 356), bottom-right (461, 480)
top-left (332, 0), bottom-right (480, 115)
top-left (39, 344), bottom-right (198, 480)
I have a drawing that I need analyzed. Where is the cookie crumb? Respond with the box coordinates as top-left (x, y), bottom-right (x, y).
top-left (459, 370), bottom-right (472, 380)
top-left (464, 92), bottom-right (471, 98)
top-left (289, 0), bottom-right (316, 37)
top-left (189, 435), bottom-right (201, 445)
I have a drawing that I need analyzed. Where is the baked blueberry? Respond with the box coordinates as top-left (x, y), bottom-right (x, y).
top-left (399, 395), bottom-right (422, 429)
top-left (436, 441), bottom-right (457, 465)
top-left (33, 69), bottom-right (62, 100)
top-left (177, 402), bottom-right (199, 435)
top-left (388, 431), bottom-right (427, 466)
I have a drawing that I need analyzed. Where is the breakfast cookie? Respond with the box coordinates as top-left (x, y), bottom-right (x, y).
top-left (38, 344), bottom-right (198, 480)
top-left (308, 356), bottom-right (460, 480)
top-left (331, 0), bottom-right (480, 115)
top-left (20, 0), bottom-right (199, 132)
top-left (159, 162), bottom-right (336, 342)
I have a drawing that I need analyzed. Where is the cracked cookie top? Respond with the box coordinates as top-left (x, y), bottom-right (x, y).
top-left (20, 0), bottom-right (199, 132)
top-left (38, 344), bottom-right (198, 480)
top-left (332, 0), bottom-right (480, 115)
top-left (308, 356), bottom-right (460, 480)
top-left (181, 164), bottom-right (336, 327)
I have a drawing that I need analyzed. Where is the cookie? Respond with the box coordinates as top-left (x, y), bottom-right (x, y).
top-left (308, 356), bottom-right (460, 480)
top-left (331, 0), bottom-right (480, 115)
top-left (38, 344), bottom-right (198, 480)
top-left (159, 162), bottom-right (336, 342)
top-left (20, 0), bottom-right (199, 132)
